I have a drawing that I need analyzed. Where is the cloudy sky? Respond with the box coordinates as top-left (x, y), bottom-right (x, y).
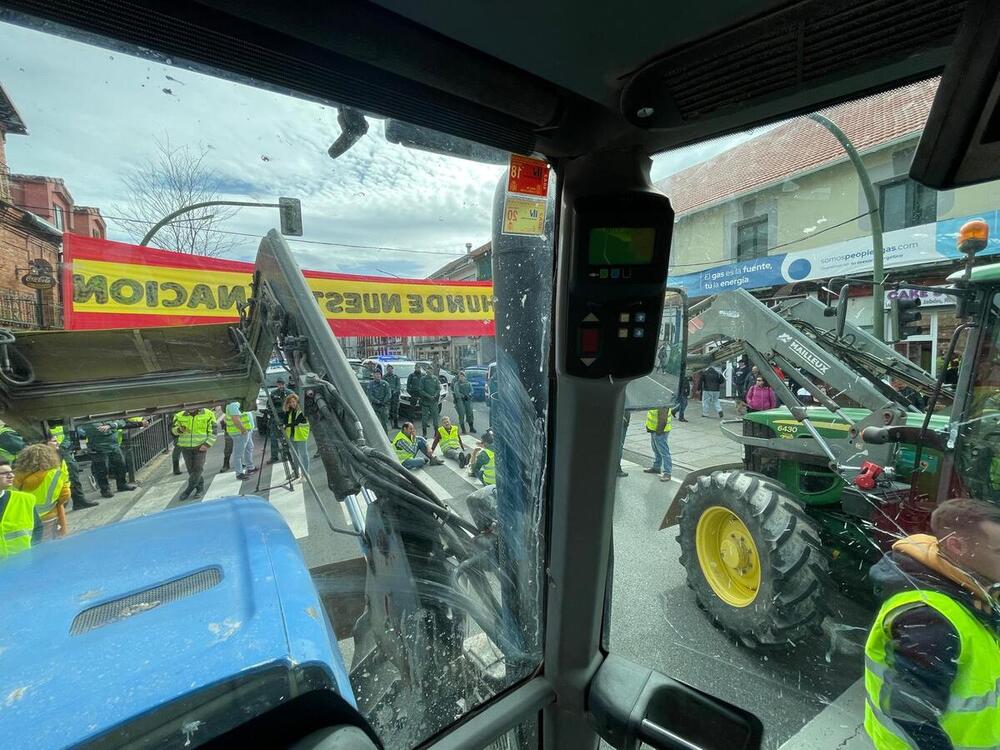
top-left (1, 19), bottom-right (752, 278)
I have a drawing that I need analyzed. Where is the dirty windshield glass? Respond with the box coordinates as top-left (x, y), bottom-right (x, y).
top-left (610, 79), bottom-right (1000, 750)
top-left (0, 19), bottom-right (550, 749)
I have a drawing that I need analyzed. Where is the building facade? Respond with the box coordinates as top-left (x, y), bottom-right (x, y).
top-left (659, 78), bottom-right (1000, 376)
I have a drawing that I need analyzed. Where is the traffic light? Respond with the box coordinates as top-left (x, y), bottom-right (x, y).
top-left (890, 297), bottom-right (922, 341)
top-left (278, 197), bottom-right (303, 236)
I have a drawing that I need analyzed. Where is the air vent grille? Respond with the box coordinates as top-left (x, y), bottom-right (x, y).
top-left (70, 567), bottom-right (222, 635)
top-left (658, 0), bottom-right (965, 121)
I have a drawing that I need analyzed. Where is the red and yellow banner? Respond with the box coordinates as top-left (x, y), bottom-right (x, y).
top-left (63, 235), bottom-right (495, 337)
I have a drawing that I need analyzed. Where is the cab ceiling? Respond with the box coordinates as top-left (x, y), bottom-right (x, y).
top-left (0, 0), bottom-right (967, 157)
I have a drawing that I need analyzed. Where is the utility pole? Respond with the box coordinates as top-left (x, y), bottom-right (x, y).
top-left (139, 197), bottom-right (302, 247)
top-left (808, 113), bottom-right (885, 341)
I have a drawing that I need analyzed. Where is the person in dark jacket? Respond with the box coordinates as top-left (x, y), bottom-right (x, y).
top-left (417, 370), bottom-right (441, 437)
top-left (406, 364), bottom-right (423, 405)
top-left (267, 378), bottom-right (293, 463)
top-left (367, 368), bottom-right (391, 431)
top-left (864, 498), bottom-right (1000, 750)
top-left (700, 365), bottom-right (724, 419)
top-left (80, 420), bottom-right (138, 498)
top-left (675, 377), bottom-right (691, 422)
top-left (384, 365), bottom-right (402, 429)
top-left (453, 371), bottom-right (476, 434)
top-left (734, 358), bottom-right (752, 415)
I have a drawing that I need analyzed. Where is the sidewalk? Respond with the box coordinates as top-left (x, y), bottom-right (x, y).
top-left (622, 399), bottom-right (744, 473)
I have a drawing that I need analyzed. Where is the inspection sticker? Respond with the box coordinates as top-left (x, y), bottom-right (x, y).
top-left (507, 154), bottom-right (550, 197)
top-left (502, 195), bottom-right (547, 236)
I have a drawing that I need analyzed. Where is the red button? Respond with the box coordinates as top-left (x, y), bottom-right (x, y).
top-left (580, 327), bottom-right (600, 355)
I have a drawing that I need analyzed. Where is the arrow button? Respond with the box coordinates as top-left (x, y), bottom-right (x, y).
top-left (580, 357), bottom-right (596, 366)
top-left (582, 313), bottom-right (599, 323)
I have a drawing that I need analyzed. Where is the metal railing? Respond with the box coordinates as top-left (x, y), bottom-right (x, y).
top-left (122, 416), bottom-right (174, 482)
top-left (0, 290), bottom-right (62, 329)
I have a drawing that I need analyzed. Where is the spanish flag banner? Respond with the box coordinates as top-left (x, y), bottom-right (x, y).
top-left (63, 235), bottom-right (495, 337)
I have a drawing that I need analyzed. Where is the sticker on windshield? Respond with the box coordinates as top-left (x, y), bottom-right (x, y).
top-left (502, 195), bottom-right (547, 236)
top-left (507, 154), bottom-right (550, 196)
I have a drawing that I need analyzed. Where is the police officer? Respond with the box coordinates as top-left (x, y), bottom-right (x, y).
top-left (80, 419), bottom-right (138, 499)
top-left (406, 364), bottom-right (423, 416)
top-left (417, 367), bottom-right (441, 437)
top-left (268, 378), bottom-right (293, 463)
top-left (384, 365), bottom-right (402, 429)
top-left (48, 423), bottom-right (97, 510)
top-left (367, 368), bottom-right (391, 432)
top-left (0, 460), bottom-right (41, 559)
top-left (864, 498), bottom-right (1000, 750)
top-left (171, 407), bottom-right (217, 500)
top-left (453, 371), bottom-right (476, 434)
top-left (0, 420), bottom-right (25, 467)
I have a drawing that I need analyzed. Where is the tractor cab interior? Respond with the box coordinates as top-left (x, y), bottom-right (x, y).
top-left (2, 1), bottom-right (1000, 749)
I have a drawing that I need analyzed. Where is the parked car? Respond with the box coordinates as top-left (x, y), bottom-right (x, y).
top-left (464, 365), bottom-right (489, 401)
top-left (359, 358), bottom-right (447, 416)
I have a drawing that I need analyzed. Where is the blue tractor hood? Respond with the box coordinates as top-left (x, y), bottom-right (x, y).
top-left (0, 497), bottom-right (353, 748)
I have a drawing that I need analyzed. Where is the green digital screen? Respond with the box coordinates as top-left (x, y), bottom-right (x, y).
top-left (588, 227), bottom-right (656, 266)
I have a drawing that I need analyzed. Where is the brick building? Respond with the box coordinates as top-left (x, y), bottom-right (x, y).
top-left (0, 82), bottom-right (105, 329)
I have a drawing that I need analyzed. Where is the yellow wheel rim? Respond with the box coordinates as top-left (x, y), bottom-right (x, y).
top-left (695, 506), bottom-right (760, 607)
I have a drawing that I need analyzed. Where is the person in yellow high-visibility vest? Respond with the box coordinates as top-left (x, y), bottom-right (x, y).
top-left (864, 498), bottom-right (1000, 750)
top-left (0, 459), bottom-right (41, 559)
top-left (224, 400), bottom-right (258, 480)
top-left (642, 406), bottom-right (673, 482)
top-left (14, 443), bottom-right (70, 540)
top-left (171, 408), bottom-right (217, 500)
top-left (283, 393), bottom-right (311, 482)
top-left (430, 416), bottom-right (469, 468)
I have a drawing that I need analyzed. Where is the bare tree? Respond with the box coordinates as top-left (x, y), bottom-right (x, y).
top-left (111, 137), bottom-right (241, 257)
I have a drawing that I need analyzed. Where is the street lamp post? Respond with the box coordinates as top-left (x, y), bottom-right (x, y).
top-left (808, 113), bottom-right (885, 341)
top-left (139, 197), bottom-right (302, 247)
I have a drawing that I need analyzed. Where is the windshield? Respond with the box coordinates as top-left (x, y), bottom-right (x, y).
top-left (610, 79), bottom-right (1000, 750)
top-left (0, 19), bottom-right (550, 750)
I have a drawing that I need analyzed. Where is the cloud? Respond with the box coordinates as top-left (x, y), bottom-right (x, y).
top-left (1, 21), bottom-right (504, 278)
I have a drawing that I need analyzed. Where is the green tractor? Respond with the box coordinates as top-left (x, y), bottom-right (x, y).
top-left (664, 220), bottom-right (1000, 648)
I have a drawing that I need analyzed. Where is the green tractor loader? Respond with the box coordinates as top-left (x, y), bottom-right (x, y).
top-left (664, 220), bottom-right (1000, 649)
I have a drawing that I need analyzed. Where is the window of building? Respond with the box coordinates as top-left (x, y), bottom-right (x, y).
top-left (878, 177), bottom-right (936, 232)
top-left (735, 216), bottom-right (768, 262)
top-left (52, 204), bottom-right (65, 231)
top-left (92, 228), bottom-right (101, 238)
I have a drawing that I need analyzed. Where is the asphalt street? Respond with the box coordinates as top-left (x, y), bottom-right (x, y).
top-left (67, 396), bottom-right (875, 749)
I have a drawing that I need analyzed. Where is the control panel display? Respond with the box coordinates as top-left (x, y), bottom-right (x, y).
top-left (588, 227), bottom-right (656, 266)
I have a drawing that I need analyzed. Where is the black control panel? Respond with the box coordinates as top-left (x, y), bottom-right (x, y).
top-left (565, 191), bottom-right (674, 379)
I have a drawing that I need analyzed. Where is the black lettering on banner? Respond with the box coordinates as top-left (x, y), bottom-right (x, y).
top-left (380, 293), bottom-right (402, 314)
top-left (161, 282), bottom-right (187, 308)
top-left (466, 294), bottom-right (481, 313)
top-left (109, 277), bottom-right (144, 305)
top-left (73, 274), bottom-right (108, 304)
top-left (426, 294), bottom-right (444, 313)
top-left (187, 283), bottom-right (217, 309)
top-left (446, 294), bottom-right (466, 313)
top-left (407, 293), bottom-right (424, 314)
top-left (145, 281), bottom-right (159, 307)
top-left (343, 292), bottom-right (363, 314)
top-left (311, 291), bottom-right (325, 305)
top-left (362, 293), bottom-right (380, 314)
top-left (324, 292), bottom-right (344, 314)
top-left (481, 295), bottom-right (494, 313)
top-left (217, 284), bottom-right (248, 310)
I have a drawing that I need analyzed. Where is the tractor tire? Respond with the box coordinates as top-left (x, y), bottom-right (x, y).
top-left (677, 469), bottom-right (829, 650)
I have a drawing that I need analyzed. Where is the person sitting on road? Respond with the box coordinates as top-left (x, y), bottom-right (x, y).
top-left (468, 429), bottom-right (496, 486)
top-left (13, 443), bottom-right (70, 540)
top-left (745, 376), bottom-right (777, 412)
top-left (431, 416), bottom-right (470, 468)
top-left (0, 460), bottom-right (41, 560)
top-left (392, 422), bottom-right (443, 469)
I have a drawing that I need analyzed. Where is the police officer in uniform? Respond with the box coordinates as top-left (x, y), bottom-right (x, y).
top-left (267, 378), bottom-right (293, 463)
top-left (171, 407), bottom-right (217, 500)
top-left (0, 420), bottom-right (25, 467)
top-left (49, 422), bottom-right (97, 509)
top-left (385, 365), bottom-right (402, 429)
top-left (80, 419), bottom-right (138, 499)
top-left (453, 371), bottom-right (476, 434)
top-left (406, 364), bottom-right (423, 420)
top-left (864, 498), bottom-right (1000, 750)
top-left (367, 368), bottom-right (391, 432)
top-left (417, 368), bottom-right (441, 437)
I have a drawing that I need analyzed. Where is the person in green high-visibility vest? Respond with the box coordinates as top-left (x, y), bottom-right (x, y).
top-left (0, 420), bottom-right (26, 466)
top-left (0, 459), bottom-right (41, 560)
top-left (864, 498), bottom-right (1000, 750)
top-left (171, 408), bottom-right (217, 501)
top-left (430, 416), bottom-right (469, 468)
